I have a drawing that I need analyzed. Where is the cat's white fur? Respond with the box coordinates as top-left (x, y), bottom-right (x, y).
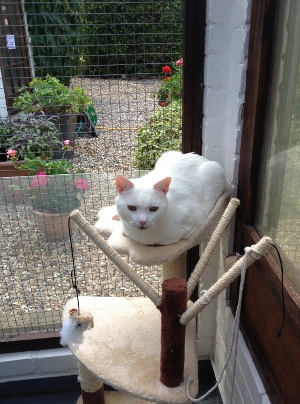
top-left (115, 151), bottom-right (226, 245)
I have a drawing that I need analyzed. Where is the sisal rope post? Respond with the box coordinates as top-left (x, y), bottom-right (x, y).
top-left (78, 362), bottom-right (105, 404)
top-left (162, 252), bottom-right (187, 280)
top-left (70, 210), bottom-right (161, 307)
top-left (187, 198), bottom-right (240, 300)
top-left (180, 236), bottom-right (272, 325)
top-left (159, 278), bottom-right (187, 387)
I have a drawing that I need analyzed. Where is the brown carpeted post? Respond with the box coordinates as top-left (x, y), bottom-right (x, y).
top-left (78, 362), bottom-right (106, 404)
top-left (81, 384), bottom-right (105, 404)
top-left (160, 277), bottom-right (187, 387)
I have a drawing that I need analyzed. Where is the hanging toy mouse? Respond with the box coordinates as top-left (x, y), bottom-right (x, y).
top-left (60, 308), bottom-right (94, 347)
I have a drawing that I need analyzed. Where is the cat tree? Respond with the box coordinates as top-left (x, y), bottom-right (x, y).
top-left (62, 186), bottom-right (272, 404)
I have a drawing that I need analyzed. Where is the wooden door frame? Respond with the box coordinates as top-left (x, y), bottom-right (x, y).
top-left (182, 0), bottom-right (206, 299)
top-left (233, 0), bottom-right (300, 402)
top-left (182, 0), bottom-right (205, 154)
top-left (234, 0), bottom-right (278, 246)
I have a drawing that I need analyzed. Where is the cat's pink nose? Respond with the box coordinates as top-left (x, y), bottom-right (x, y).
top-left (139, 220), bottom-right (147, 227)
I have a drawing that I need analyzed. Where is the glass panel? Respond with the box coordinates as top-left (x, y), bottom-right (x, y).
top-left (0, 1), bottom-right (184, 338)
top-left (255, 0), bottom-right (300, 293)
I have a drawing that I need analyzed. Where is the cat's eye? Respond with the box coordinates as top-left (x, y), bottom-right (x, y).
top-left (149, 206), bottom-right (159, 212)
top-left (127, 205), bottom-right (136, 211)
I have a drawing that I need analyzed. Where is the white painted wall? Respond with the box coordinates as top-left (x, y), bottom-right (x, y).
top-left (203, 0), bottom-right (250, 196)
top-left (199, 0), bottom-right (271, 403)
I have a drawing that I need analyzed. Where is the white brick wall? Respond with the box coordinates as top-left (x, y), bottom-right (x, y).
top-left (199, 0), bottom-right (271, 402)
top-left (219, 309), bottom-right (271, 404)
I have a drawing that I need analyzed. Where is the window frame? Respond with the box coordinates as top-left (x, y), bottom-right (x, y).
top-left (232, 0), bottom-right (300, 402)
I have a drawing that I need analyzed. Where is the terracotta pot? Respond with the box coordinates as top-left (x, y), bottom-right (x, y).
top-left (0, 160), bottom-right (34, 177)
top-left (33, 210), bottom-right (75, 241)
top-left (158, 101), bottom-right (170, 107)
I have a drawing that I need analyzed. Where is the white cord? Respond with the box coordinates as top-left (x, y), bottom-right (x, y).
top-left (186, 246), bottom-right (262, 402)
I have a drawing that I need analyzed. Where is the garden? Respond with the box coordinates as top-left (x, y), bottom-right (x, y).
top-left (0, 59), bottom-right (183, 336)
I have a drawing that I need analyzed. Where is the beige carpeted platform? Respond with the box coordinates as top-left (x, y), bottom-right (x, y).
top-left (94, 183), bottom-right (231, 266)
top-left (63, 296), bottom-right (198, 404)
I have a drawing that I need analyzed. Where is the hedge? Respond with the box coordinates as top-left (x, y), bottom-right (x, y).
top-left (24, 0), bottom-right (183, 79)
top-left (134, 100), bottom-right (182, 170)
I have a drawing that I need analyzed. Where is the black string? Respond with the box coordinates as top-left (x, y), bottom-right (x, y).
top-left (68, 217), bottom-right (80, 314)
top-left (267, 241), bottom-right (285, 337)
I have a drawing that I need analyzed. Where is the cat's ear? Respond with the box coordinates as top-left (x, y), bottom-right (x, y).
top-left (153, 177), bottom-right (171, 194)
top-left (116, 175), bottom-right (134, 194)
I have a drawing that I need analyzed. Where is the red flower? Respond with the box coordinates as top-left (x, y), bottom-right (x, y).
top-left (164, 76), bottom-right (171, 81)
top-left (162, 65), bottom-right (172, 74)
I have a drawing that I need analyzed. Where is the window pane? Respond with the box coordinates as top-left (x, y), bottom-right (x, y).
top-left (255, 0), bottom-right (300, 293)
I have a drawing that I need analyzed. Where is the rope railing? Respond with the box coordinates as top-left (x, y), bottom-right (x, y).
top-left (180, 236), bottom-right (273, 325)
top-left (187, 198), bottom-right (240, 299)
top-left (70, 210), bottom-right (161, 307)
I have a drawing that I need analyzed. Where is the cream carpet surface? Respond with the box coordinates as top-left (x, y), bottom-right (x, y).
top-left (63, 296), bottom-right (198, 403)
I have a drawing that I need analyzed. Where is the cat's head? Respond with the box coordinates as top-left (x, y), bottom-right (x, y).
top-left (115, 175), bottom-right (171, 232)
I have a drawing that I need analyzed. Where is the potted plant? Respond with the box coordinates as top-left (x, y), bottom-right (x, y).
top-left (1, 113), bottom-right (61, 168)
top-left (0, 114), bottom-right (63, 204)
top-left (156, 59), bottom-right (183, 107)
top-left (24, 141), bottom-right (89, 240)
top-left (13, 75), bottom-right (94, 156)
top-left (0, 119), bottom-right (12, 163)
top-left (30, 172), bottom-right (89, 241)
top-left (157, 87), bottom-right (170, 107)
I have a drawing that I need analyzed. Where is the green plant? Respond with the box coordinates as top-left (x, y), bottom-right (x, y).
top-left (156, 59), bottom-right (183, 103)
top-left (23, 138), bottom-right (88, 213)
top-left (0, 120), bottom-right (13, 161)
top-left (13, 75), bottom-right (93, 114)
top-left (29, 171), bottom-right (89, 214)
top-left (24, 0), bottom-right (83, 83)
top-left (17, 156), bottom-right (83, 175)
top-left (157, 86), bottom-right (170, 102)
top-left (24, 1), bottom-right (183, 78)
top-left (134, 100), bottom-right (182, 169)
top-left (17, 139), bottom-right (84, 175)
top-left (1, 114), bottom-right (63, 160)
top-left (75, 0), bottom-right (183, 77)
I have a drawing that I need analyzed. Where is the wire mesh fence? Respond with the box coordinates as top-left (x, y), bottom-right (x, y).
top-left (0, 1), bottom-right (183, 338)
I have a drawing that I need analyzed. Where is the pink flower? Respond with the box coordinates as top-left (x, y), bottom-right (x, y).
top-left (7, 149), bottom-right (17, 160)
top-left (162, 65), bottom-right (172, 74)
top-left (32, 172), bottom-right (48, 187)
top-left (176, 58), bottom-right (183, 66)
top-left (74, 178), bottom-right (89, 191)
top-left (62, 139), bottom-right (73, 151)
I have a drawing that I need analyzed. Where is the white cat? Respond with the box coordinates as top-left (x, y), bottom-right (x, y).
top-left (115, 151), bottom-right (226, 245)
